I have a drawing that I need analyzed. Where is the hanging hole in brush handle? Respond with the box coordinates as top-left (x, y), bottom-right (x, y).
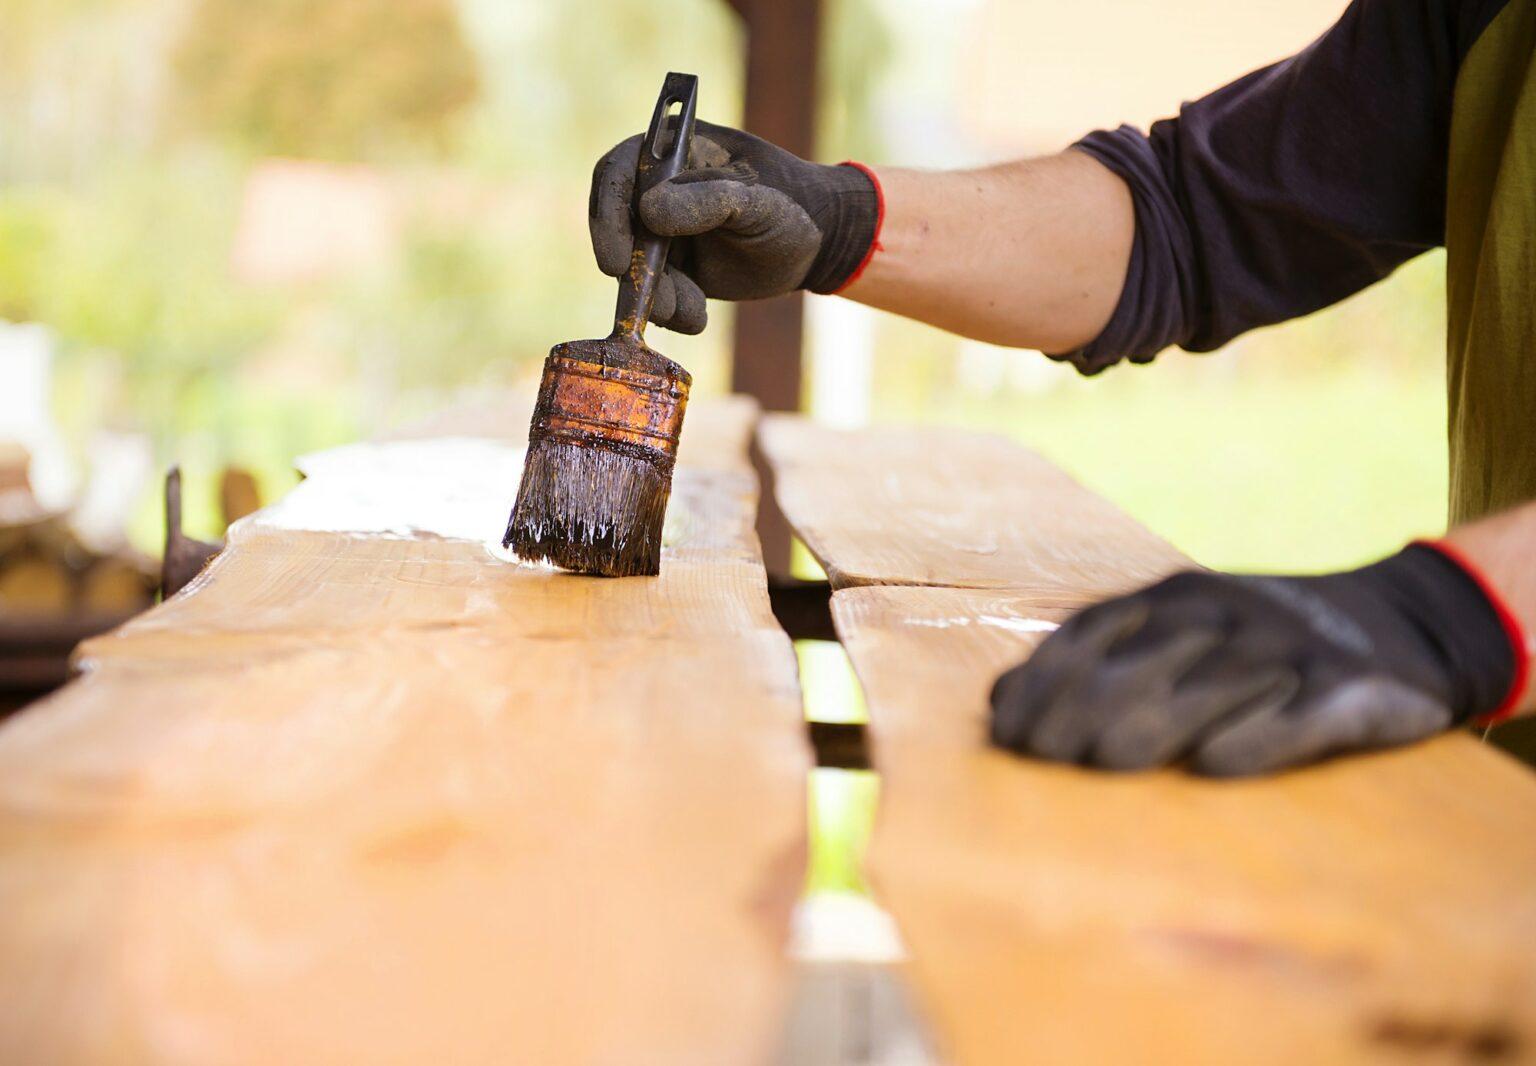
top-left (612, 72), bottom-right (698, 343)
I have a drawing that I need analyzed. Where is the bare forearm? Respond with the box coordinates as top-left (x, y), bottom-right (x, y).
top-left (840, 150), bottom-right (1134, 353)
top-left (1446, 503), bottom-right (1536, 714)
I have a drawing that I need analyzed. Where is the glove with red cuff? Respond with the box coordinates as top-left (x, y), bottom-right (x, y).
top-left (989, 541), bottom-right (1528, 777)
top-left (588, 120), bottom-right (882, 334)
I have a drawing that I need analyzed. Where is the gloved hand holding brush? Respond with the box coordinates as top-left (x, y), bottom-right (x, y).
top-left (588, 121), bottom-right (882, 334)
top-left (989, 540), bottom-right (1529, 776)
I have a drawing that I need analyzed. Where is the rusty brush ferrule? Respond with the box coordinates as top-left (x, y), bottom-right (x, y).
top-left (528, 341), bottom-right (689, 466)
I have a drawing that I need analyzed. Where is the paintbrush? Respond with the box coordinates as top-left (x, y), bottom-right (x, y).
top-left (503, 72), bottom-right (697, 577)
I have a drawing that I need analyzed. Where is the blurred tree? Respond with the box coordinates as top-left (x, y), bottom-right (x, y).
top-left (173, 0), bottom-right (481, 161)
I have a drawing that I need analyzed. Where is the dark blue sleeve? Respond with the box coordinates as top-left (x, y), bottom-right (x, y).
top-left (1058, 0), bottom-right (1510, 374)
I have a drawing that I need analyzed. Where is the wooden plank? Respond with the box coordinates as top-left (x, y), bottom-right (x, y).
top-left (761, 415), bottom-right (1536, 1063)
top-left (0, 398), bottom-right (811, 1064)
top-left (839, 586), bottom-right (1536, 1063)
top-left (757, 416), bottom-right (1191, 600)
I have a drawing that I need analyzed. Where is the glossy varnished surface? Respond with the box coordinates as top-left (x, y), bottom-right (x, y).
top-left (0, 397), bottom-right (811, 1065)
top-left (762, 416), bottom-right (1536, 1064)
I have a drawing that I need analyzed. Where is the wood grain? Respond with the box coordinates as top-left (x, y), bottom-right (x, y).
top-left (0, 397), bottom-right (811, 1065)
top-left (757, 416), bottom-right (1190, 599)
top-left (762, 415), bottom-right (1536, 1063)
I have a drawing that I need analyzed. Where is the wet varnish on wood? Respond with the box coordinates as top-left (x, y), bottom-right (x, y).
top-left (0, 397), bottom-right (811, 1065)
top-left (760, 415), bottom-right (1536, 1065)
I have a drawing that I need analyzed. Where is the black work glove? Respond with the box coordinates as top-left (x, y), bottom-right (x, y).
top-left (989, 543), bottom-right (1523, 777)
top-left (588, 120), bottom-right (880, 334)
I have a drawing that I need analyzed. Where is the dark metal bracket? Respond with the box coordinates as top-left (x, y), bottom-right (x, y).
top-left (161, 467), bottom-right (221, 600)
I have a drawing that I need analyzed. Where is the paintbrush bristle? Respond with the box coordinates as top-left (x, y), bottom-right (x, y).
top-left (504, 440), bottom-right (673, 577)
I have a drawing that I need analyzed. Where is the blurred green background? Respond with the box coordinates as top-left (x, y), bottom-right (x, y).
top-left (0, 0), bottom-right (1441, 572)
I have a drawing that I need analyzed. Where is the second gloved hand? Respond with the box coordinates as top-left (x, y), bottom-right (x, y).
top-left (988, 543), bottom-right (1522, 776)
top-left (588, 120), bottom-right (880, 334)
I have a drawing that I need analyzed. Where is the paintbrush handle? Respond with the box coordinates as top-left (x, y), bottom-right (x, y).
top-left (612, 72), bottom-right (698, 344)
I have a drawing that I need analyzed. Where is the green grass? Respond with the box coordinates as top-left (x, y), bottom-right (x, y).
top-left (869, 253), bottom-right (1451, 575)
top-left (796, 639), bottom-right (867, 725)
top-left (804, 767), bottom-right (880, 896)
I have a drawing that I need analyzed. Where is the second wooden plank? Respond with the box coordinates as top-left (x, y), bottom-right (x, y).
top-left (837, 584), bottom-right (1536, 1064)
top-left (758, 416), bottom-right (1189, 597)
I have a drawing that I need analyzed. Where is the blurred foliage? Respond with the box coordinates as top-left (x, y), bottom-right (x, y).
top-left (173, 0), bottom-right (481, 161)
top-left (0, 157), bottom-right (279, 441)
top-left (820, 0), bottom-right (894, 160)
top-left (527, 0), bottom-right (745, 171)
top-left (339, 217), bottom-right (534, 426)
top-left (354, 227), bottom-right (515, 388)
top-left (0, 191), bottom-right (55, 323)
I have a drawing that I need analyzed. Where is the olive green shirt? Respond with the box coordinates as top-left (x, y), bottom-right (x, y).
top-left (1446, 0), bottom-right (1536, 523)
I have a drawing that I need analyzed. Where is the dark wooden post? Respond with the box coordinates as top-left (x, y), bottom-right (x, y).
top-left (727, 0), bottom-right (821, 577)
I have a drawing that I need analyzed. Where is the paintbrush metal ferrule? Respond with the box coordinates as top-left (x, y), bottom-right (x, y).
top-left (530, 344), bottom-right (687, 462)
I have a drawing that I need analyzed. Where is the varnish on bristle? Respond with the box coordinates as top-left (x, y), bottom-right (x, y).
top-left (504, 442), bottom-right (673, 577)
top-left (503, 336), bottom-right (690, 579)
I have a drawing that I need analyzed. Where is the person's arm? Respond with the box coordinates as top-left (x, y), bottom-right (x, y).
top-left (588, 0), bottom-right (1509, 368)
top-left (853, 0), bottom-right (1515, 371)
top-left (839, 154), bottom-right (1133, 355)
top-left (587, 126), bottom-right (1133, 350)
top-left (989, 501), bottom-right (1535, 777)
